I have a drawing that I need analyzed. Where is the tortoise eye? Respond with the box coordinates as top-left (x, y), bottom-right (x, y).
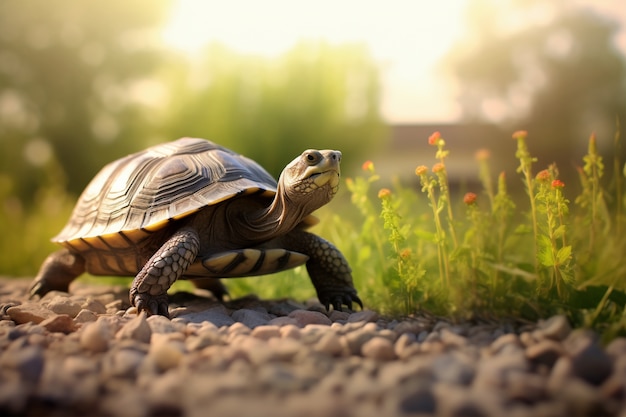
top-left (305, 151), bottom-right (321, 165)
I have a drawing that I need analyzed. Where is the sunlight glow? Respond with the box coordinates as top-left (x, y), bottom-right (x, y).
top-left (162, 0), bottom-right (468, 123)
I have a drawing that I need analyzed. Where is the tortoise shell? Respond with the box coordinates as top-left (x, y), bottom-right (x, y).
top-left (54, 138), bottom-right (281, 248)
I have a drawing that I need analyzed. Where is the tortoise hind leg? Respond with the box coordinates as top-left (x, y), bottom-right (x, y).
top-left (29, 249), bottom-right (86, 298)
top-left (130, 228), bottom-right (200, 317)
top-left (191, 278), bottom-right (229, 301)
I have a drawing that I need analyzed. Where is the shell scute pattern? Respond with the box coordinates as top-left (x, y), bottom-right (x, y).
top-left (54, 138), bottom-right (278, 245)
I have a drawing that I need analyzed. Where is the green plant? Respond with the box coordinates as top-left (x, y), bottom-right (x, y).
top-left (340, 128), bottom-right (626, 336)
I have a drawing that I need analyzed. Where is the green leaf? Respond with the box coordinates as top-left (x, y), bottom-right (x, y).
top-left (556, 245), bottom-right (572, 265)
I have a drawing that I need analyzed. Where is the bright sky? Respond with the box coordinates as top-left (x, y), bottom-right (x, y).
top-left (162, 0), bottom-right (626, 124)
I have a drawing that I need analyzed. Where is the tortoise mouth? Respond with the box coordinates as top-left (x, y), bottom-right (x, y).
top-left (309, 169), bottom-right (340, 188)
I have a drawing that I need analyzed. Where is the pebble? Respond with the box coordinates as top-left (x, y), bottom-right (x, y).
top-left (3, 277), bottom-right (626, 417)
top-left (288, 310), bottom-right (332, 327)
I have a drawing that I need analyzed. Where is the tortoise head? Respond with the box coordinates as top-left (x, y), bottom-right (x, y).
top-left (279, 149), bottom-right (342, 212)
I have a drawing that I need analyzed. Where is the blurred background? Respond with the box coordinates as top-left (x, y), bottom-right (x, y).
top-left (1, 0), bottom-right (625, 276)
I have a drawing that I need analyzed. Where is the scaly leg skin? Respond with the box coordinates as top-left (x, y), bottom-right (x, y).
top-left (280, 230), bottom-right (362, 311)
top-left (130, 228), bottom-right (200, 317)
top-left (29, 249), bottom-right (86, 298)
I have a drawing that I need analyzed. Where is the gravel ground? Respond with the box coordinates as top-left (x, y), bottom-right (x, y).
top-left (1, 277), bottom-right (626, 417)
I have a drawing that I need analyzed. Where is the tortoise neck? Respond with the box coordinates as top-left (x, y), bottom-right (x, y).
top-left (246, 182), bottom-right (308, 239)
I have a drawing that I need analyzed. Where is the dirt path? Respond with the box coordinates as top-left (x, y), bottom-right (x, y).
top-left (0, 277), bottom-right (624, 417)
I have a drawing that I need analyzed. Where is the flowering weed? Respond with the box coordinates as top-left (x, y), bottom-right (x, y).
top-left (342, 129), bottom-right (626, 335)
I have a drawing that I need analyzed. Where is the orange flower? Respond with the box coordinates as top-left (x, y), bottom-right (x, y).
top-left (415, 165), bottom-right (428, 176)
top-left (536, 169), bottom-right (551, 182)
top-left (362, 160), bottom-right (374, 172)
top-left (378, 188), bottom-right (392, 199)
top-left (432, 162), bottom-right (445, 173)
top-left (428, 131), bottom-right (441, 146)
top-left (463, 192), bottom-right (477, 205)
top-left (551, 179), bottom-right (565, 189)
top-left (475, 149), bottom-right (491, 161)
top-left (512, 130), bottom-right (528, 140)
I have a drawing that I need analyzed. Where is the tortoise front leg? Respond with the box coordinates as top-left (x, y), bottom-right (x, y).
top-left (279, 230), bottom-right (362, 311)
top-left (130, 228), bottom-right (199, 317)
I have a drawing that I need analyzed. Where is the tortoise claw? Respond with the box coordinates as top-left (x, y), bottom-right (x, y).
top-left (133, 293), bottom-right (170, 318)
top-left (321, 291), bottom-right (363, 313)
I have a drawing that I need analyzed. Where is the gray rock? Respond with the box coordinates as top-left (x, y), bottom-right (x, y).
top-left (1, 344), bottom-right (45, 383)
top-left (563, 330), bottom-right (612, 386)
top-left (232, 308), bottom-right (272, 328)
top-left (175, 306), bottom-right (236, 327)
top-left (393, 385), bottom-right (437, 415)
top-left (432, 352), bottom-right (476, 385)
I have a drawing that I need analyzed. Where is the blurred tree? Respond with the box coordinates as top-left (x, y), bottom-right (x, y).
top-left (158, 42), bottom-right (386, 177)
top-left (445, 0), bottom-right (626, 170)
top-left (0, 0), bottom-right (172, 200)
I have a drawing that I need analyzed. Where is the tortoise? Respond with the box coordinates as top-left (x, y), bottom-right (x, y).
top-left (30, 138), bottom-right (362, 316)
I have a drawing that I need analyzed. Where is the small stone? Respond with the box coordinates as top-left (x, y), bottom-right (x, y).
top-left (80, 318), bottom-right (112, 353)
top-left (343, 329), bottom-right (377, 355)
top-left (432, 352), bottom-right (475, 385)
top-left (1, 344), bottom-right (45, 383)
top-left (329, 310), bottom-right (350, 322)
top-left (175, 308), bottom-right (235, 327)
top-left (606, 337), bottom-right (626, 359)
top-left (81, 297), bottom-right (107, 314)
top-left (7, 303), bottom-right (56, 324)
top-left (490, 333), bottom-right (522, 354)
top-left (267, 299), bottom-right (306, 316)
top-left (314, 332), bottom-right (344, 356)
top-left (533, 315), bottom-right (571, 341)
top-left (102, 348), bottom-right (146, 378)
top-left (440, 328), bottom-right (468, 347)
top-left (231, 309), bottom-right (271, 328)
top-left (149, 336), bottom-right (185, 371)
top-left (394, 333), bottom-right (420, 359)
top-left (45, 296), bottom-right (83, 317)
top-left (268, 316), bottom-right (299, 327)
top-left (74, 309), bottom-right (98, 324)
top-left (361, 336), bottom-right (396, 360)
top-left (116, 312), bottom-right (152, 343)
top-left (251, 325), bottom-right (281, 340)
top-left (288, 310), bottom-right (332, 327)
top-left (40, 314), bottom-right (76, 334)
top-left (526, 339), bottom-right (564, 368)
top-left (564, 330), bottom-right (612, 386)
top-left (280, 325), bottom-right (302, 340)
top-left (347, 310), bottom-right (379, 323)
top-left (147, 315), bottom-right (186, 334)
top-left (105, 299), bottom-right (124, 313)
top-left (393, 386), bottom-right (437, 415)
